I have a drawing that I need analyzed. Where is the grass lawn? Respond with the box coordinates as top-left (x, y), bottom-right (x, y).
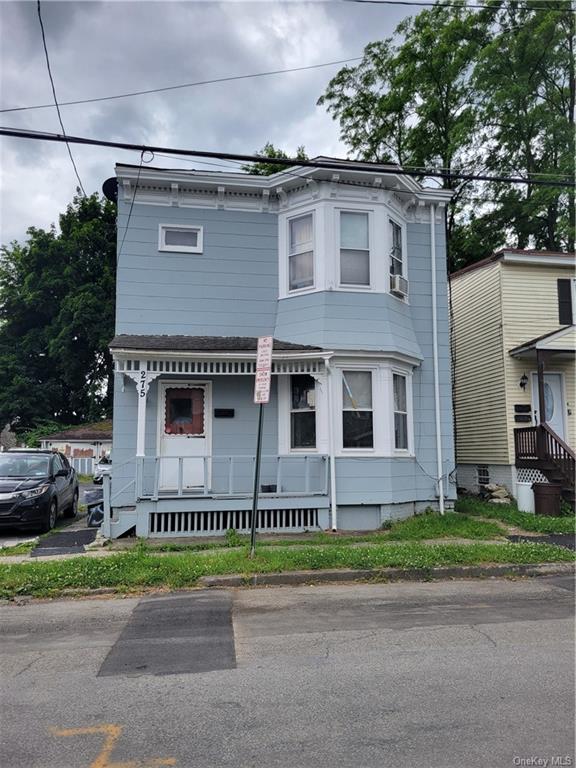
top-left (123, 512), bottom-right (505, 554)
top-left (0, 540), bottom-right (573, 599)
top-left (0, 541), bottom-right (35, 557)
top-left (455, 497), bottom-right (576, 534)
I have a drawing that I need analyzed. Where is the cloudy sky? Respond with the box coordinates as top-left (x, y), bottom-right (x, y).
top-left (0, 0), bottom-right (412, 246)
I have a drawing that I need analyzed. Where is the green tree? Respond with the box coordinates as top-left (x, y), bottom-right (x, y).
top-left (242, 142), bottom-right (308, 176)
top-left (318, 1), bottom-right (574, 270)
top-left (319, 4), bottom-right (485, 268)
top-left (471, 0), bottom-right (575, 255)
top-left (0, 193), bottom-right (116, 433)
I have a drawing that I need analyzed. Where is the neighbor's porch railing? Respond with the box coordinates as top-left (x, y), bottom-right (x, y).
top-left (514, 424), bottom-right (575, 488)
top-left (134, 454), bottom-right (329, 500)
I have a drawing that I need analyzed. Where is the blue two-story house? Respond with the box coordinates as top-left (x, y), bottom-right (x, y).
top-left (102, 158), bottom-right (455, 538)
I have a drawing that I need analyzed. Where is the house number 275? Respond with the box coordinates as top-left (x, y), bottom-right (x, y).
top-left (139, 370), bottom-right (147, 398)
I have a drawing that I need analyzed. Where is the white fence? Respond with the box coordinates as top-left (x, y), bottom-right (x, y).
top-left (70, 457), bottom-right (96, 476)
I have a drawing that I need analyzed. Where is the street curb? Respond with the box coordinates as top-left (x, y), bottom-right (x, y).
top-left (198, 561), bottom-right (575, 588)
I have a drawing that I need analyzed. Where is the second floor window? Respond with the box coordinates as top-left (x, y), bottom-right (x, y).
top-left (289, 214), bottom-right (314, 290)
top-left (340, 211), bottom-right (370, 286)
top-left (342, 371), bottom-right (374, 448)
top-left (390, 220), bottom-right (403, 276)
top-left (159, 224), bottom-right (203, 253)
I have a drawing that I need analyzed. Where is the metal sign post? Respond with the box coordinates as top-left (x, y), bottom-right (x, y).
top-left (250, 336), bottom-right (273, 558)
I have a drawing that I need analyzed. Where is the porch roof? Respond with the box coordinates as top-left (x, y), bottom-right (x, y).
top-left (110, 334), bottom-right (322, 353)
top-left (509, 326), bottom-right (576, 358)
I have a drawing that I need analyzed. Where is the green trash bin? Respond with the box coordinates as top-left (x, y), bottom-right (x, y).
top-left (531, 482), bottom-right (562, 516)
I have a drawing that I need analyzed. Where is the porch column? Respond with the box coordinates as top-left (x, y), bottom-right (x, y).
top-left (536, 349), bottom-right (547, 460)
top-left (125, 367), bottom-right (160, 498)
top-left (536, 349), bottom-right (546, 426)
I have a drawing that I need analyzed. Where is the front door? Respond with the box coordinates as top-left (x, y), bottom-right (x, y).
top-left (159, 383), bottom-right (210, 491)
top-left (531, 372), bottom-right (565, 440)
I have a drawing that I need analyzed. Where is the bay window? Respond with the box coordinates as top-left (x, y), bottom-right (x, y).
top-left (340, 211), bottom-right (370, 286)
top-left (393, 373), bottom-right (408, 450)
top-left (289, 214), bottom-right (314, 290)
top-left (390, 220), bottom-right (403, 276)
top-left (342, 371), bottom-right (373, 448)
top-left (290, 375), bottom-right (316, 449)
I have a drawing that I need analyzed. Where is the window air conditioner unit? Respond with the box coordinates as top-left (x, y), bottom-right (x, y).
top-left (390, 274), bottom-right (409, 297)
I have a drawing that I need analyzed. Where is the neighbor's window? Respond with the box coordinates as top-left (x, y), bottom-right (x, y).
top-left (393, 374), bottom-right (409, 450)
top-left (342, 371), bottom-right (373, 449)
top-left (290, 375), bottom-right (316, 449)
top-left (159, 224), bottom-right (203, 253)
top-left (340, 211), bottom-right (370, 286)
top-left (289, 214), bottom-right (314, 290)
top-left (477, 465), bottom-right (489, 486)
top-left (390, 220), bottom-right (403, 276)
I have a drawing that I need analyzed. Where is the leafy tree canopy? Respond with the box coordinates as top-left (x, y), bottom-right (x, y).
top-left (242, 142), bottom-right (308, 176)
top-left (318, 1), bottom-right (574, 270)
top-left (0, 193), bottom-right (116, 433)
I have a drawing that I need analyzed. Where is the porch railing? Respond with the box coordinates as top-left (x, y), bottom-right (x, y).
top-left (514, 424), bottom-right (575, 488)
top-left (134, 454), bottom-right (329, 500)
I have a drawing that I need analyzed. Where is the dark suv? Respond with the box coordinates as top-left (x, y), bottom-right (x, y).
top-left (0, 450), bottom-right (79, 533)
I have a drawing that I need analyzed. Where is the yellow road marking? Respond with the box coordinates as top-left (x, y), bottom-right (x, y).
top-left (51, 724), bottom-right (176, 768)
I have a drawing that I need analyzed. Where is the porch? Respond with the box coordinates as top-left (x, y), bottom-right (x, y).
top-left (106, 335), bottom-right (335, 537)
top-left (104, 454), bottom-right (330, 538)
top-left (510, 327), bottom-right (575, 506)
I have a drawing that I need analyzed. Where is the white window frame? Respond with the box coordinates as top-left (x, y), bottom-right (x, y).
top-left (392, 371), bottom-right (410, 453)
top-left (278, 374), bottom-right (328, 455)
top-left (338, 209), bottom-right (372, 290)
top-left (287, 211), bottom-right (315, 294)
top-left (159, 223), bottom-right (203, 253)
top-left (331, 362), bottom-right (414, 457)
top-left (341, 369), bottom-right (375, 450)
top-left (288, 374), bottom-right (318, 452)
top-left (388, 217), bottom-right (408, 300)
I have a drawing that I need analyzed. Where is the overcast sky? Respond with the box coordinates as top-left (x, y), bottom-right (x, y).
top-left (0, 0), bottom-right (412, 246)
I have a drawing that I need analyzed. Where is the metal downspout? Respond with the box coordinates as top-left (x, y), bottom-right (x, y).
top-left (324, 355), bottom-right (338, 530)
top-left (430, 203), bottom-right (445, 514)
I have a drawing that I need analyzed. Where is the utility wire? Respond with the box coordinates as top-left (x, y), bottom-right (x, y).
top-left (0, 57), bottom-right (363, 115)
top-left (0, 126), bottom-right (573, 188)
top-left (341, 0), bottom-right (573, 9)
top-left (36, 0), bottom-right (86, 196)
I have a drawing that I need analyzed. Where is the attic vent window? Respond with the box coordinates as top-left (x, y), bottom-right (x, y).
top-left (159, 224), bottom-right (203, 253)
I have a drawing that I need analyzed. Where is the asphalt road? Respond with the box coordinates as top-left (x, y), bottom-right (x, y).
top-left (0, 576), bottom-right (574, 768)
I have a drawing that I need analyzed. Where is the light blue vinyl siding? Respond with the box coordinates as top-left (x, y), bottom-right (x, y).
top-left (116, 203), bottom-right (278, 336)
top-left (112, 202), bottom-right (456, 517)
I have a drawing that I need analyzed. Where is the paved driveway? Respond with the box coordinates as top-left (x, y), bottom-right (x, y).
top-left (0, 576), bottom-right (574, 768)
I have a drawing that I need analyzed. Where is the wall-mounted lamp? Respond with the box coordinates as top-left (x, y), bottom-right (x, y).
top-left (519, 374), bottom-right (528, 391)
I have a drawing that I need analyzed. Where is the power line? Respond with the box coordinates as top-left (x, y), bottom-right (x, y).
top-left (341, 0), bottom-right (573, 9)
top-left (1, 125), bottom-right (573, 188)
top-left (36, 0), bottom-right (86, 196)
top-left (0, 57), bottom-right (363, 115)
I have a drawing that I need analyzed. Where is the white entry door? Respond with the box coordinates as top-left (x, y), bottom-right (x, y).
top-left (159, 383), bottom-right (210, 490)
top-left (531, 373), bottom-right (565, 439)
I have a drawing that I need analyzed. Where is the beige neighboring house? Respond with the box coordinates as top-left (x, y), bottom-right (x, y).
top-left (40, 420), bottom-right (112, 462)
top-left (451, 249), bottom-right (575, 508)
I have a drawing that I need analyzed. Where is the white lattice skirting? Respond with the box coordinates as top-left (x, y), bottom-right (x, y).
top-left (516, 468), bottom-right (548, 485)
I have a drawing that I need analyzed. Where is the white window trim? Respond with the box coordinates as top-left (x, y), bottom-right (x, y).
top-left (278, 374), bottom-right (328, 455)
top-left (286, 211), bottom-right (316, 295)
top-left (159, 223), bottom-right (203, 253)
top-left (388, 216), bottom-right (408, 302)
top-left (279, 199), bottom-right (409, 299)
top-left (337, 209), bottom-right (373, 290)
top-left (329, 363), bottom-right (414, 457)
top-left (391, 369), bottom-right (414, 455)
